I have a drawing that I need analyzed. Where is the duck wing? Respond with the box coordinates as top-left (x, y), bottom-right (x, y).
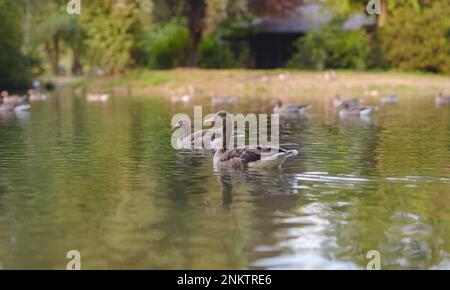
top-left (219, 148), bottom-right (261, 163)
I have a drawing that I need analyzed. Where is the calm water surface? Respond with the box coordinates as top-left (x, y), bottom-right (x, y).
top-left (0, 92), bottom-right (449, 269)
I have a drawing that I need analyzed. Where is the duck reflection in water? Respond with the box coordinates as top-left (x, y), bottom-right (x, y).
top-left (215, 168), bottom-right (303, 213)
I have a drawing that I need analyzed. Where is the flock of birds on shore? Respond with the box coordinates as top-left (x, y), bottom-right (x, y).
top-left (172, 90), bottom-right (450, 171)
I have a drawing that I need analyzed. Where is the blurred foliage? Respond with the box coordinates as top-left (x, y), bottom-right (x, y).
top-left (0, 0), bottom-right (449, 84)
top-left (199, 7), bottom-right (253, 69)
top-left (205, 0), bottom-right (250, 33)
top-left (380, 1), bottom-right (450, 74)
top-left (288, 25), bottom-right (370, 71)
top-left (0, 0), bottom-right (30, 88)
top-left (198, 35), bottom-right (249, 68)
top-left (138, 21), bottom-right (192, 69)
top-left (80, 0), bottom-right (145, 75)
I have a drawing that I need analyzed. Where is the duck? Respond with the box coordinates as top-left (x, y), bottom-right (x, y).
top-left (323, 70), bottom-right (337, 81)
top-left (333, 94), bottom-right (360, 108)
top-left (381, 94), bottom-right (398, 104)
top-left (172, 119), bottom-right (221, 150)
top-left (172, 118), bottom-right (245, 150)
top-left (273, 99), bottom-right (311, 115)
top-left (171, 94), bottom-right (191, 104)
top-left (1, 91), bottom-right (24, 105)
top-left (86, 93), bottom-right (109, 102)
top-left (339, 103), bottom-right (377, 118)
top-left (0, 91), bottom-right (30, 112)
top-left (205, 111), bottom-right (298, 170)
top-left (27, 89), bottom-right (48, 101)
top-left (211, 96), bottom-right (237, 106)
top-left (435, 91), bottom-right (450, 105)
top-left (364, 89), bottom-right (379, 97)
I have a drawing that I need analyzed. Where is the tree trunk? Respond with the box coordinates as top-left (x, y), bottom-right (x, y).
top-left (188, 31), bottom-right (202, 67)
top-left (378, 0), bottom-right (387, 27)
top-left (71, 51), bottom-right (83, 76)
top-left (45, 34), bottom-right (61, 76)
top-left (53, 34), bottom-right (60, 75)
top-left (187, 0), bottom-right (206, 67)
top-left (23, 2), bottom-right (31, 54)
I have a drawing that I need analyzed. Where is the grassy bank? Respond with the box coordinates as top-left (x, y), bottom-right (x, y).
top-left (71, 69), bottom-right (450, 100)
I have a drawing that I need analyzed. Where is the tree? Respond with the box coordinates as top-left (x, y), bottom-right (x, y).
top-left (24, 0), bottom-right (85, 76)
top-left (151, 0), bottom-right (206, 66)
top-left (380, 0), bottom-right (450, 74)
top-left (0, 0), bottom-right (30, 88)
top-left (81, 0), bottom-right (145, 75)
top-left (325, 0), bottom-right (432, 27)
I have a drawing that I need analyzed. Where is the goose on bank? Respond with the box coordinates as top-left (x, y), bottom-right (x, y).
top-left (381, 94), bottom-right (398, 105)
top-left (211, 96), bottom-right (237, 106)
top-left (205, 111), bottom-right (298, 170)
top-left (273, 99), bottom-right (311, 115)
top-left (86, 93), bottom-right (109, 102)
top-left (435, 91), bottom-right (450, 105)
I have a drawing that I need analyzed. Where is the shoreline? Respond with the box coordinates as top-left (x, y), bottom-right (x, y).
top-left (65, 69), bottom-right (450, 100)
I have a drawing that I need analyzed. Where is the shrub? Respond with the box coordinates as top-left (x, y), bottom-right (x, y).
top-left (138, 22), bottom-right (192, 69)
top-left (198, 35), bottom-right (249, 69)
top-left (380, 1), bottom-right (450, 74)
top-left (288, 25), bottom-right (370, 71)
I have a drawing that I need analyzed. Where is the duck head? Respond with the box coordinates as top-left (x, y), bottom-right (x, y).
top-left (204, 111), bottom-right (232, 127)
top-left (171, 119), bottom-right (190, 130)
top-left (273, 99), bottom-right (283, 108)
top-left (204, 111), bottom-right (233, 150)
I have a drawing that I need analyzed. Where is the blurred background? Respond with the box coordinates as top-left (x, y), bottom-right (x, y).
top-left (0, 0), bottom-right (448, 89)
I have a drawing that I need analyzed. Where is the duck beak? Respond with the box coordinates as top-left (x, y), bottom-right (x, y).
top-left (171, 123), bottom-right (182, 130)
top-left (204, 116), bottom-right (216, 126)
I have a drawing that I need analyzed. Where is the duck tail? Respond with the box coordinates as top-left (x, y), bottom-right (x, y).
top-left (298, 105), bottom-right (311, 114)
top-left (14, 104), bottom-right (31, 112)
top-left (279, 148), bottom-right (299, 157)
top-left (360, 107), bottom-right (377, 116)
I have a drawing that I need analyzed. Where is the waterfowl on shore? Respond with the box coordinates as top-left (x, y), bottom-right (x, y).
top-left (86, 93), bottom-right (109, 102)
top-left (171, 94), bottom-right (192, 104)
top-left (333, 94), bottom-right (360, 108)
top-left (381, 94), bottom-right (398, 105)
top-left (364, 89), bottom-right (379, 97)
top-left (211, 96), bottom-right (237, 106)
top-left (339, 103), bottom-right (377, 118)
top-left (323, 70), bottom-right (337, 81)
top-left (273, 99), bottom-right (311, 115)
top-left (27, 89), bottom-right (48, 101)
top-left (205, 111), bottom-right (298, 170)
top-left (435, 91), bottom-right (450, 105)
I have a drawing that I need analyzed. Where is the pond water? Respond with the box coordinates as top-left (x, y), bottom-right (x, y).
top-left (0, 91), bottom-right (449, 269)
